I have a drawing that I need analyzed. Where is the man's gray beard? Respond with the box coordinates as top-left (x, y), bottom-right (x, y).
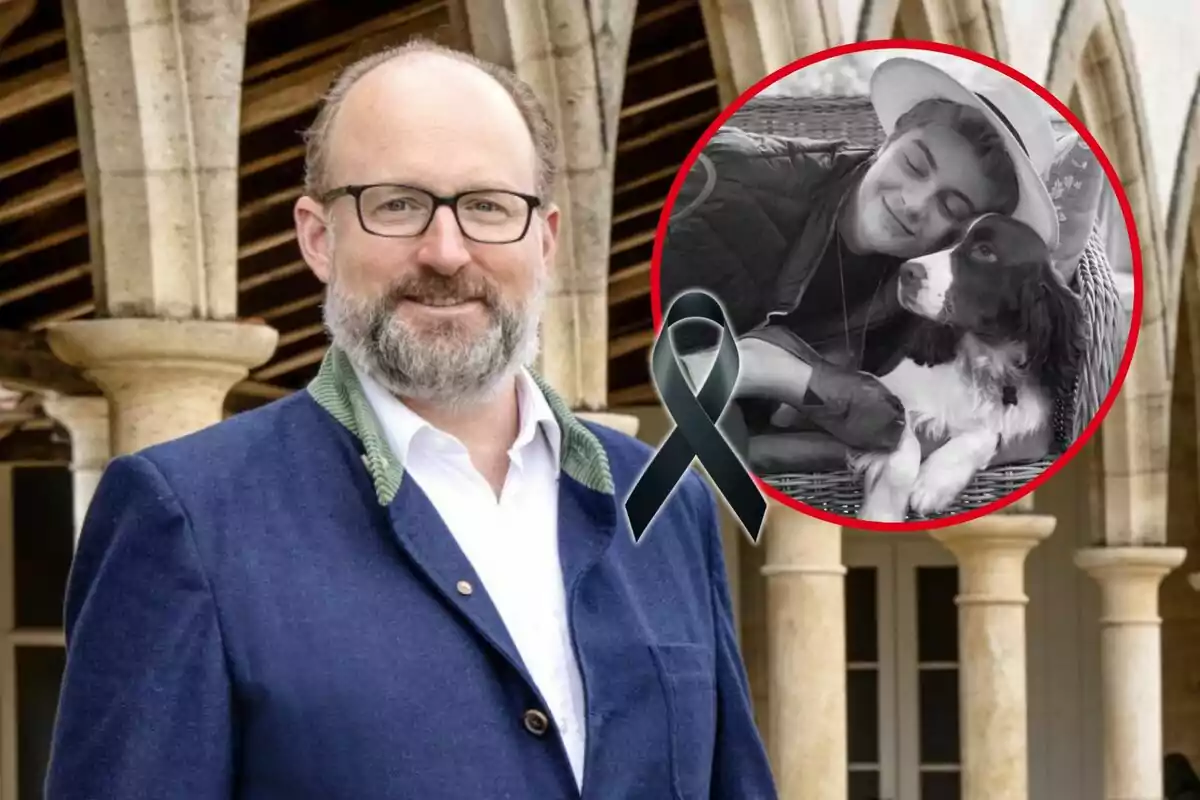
top-left (323, 265), bottom-right (545, 410)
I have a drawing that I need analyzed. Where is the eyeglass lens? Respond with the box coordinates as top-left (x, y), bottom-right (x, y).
top-left (359, 186), bottom-right (530, 242)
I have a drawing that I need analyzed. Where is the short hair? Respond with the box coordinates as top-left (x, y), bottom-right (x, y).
top-left (301, 37), bottom-right (558, 202)
top-left (886, 98), bottom-right (1021, 216)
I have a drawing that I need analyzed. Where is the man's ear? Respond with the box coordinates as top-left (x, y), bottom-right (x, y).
top-left (539, 202), bottom-right (560, 269)
top-left (294, 195), bottom-right (334, 284)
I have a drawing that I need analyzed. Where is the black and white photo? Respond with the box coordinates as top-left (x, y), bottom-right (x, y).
top-left (657, 47), bottom-right (1131, 523)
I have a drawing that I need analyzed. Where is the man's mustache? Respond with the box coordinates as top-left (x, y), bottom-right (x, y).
top-left (381, 271), bottom-right (500, 308)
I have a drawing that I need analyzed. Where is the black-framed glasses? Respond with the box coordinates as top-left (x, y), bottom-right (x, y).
top-left (319, 183), bottom-right (543, 244)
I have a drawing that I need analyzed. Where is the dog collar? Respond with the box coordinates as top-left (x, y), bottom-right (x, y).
top-left (1002, 385), bottom-right (1018, 406)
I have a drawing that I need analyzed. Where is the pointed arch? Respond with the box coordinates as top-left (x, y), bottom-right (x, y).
top-left (855, 0), bottom-right (1005, 59)
top-left (1047, 0), bottom-right (1169, 545)
top-left (1167, 77), bottom-right (1200, 337)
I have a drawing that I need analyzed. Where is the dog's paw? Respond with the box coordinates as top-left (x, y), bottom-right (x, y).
top-left (858, 496), bottom-right (907, 523)
top-left (909, 460), bottom-right (974, 515)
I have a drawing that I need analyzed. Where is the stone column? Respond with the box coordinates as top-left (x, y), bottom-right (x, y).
top-left (47, 319), bottom-right (276, 456)
top-left (931, 513), bottom-right (1056, 800)
top-left (1075, 546), bottom-right (1187, 800)
top-left (40, 394), bottom-right (110, 542)
top-left (461, 0), bottom-right (637, 413)
top-left (53, 2), bottom-right (279, 455)
top-left (761, 501), bottom-right (845, 799)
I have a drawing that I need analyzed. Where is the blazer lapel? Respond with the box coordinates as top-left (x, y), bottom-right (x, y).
top-left (385, 476), bottom-right (531, 682)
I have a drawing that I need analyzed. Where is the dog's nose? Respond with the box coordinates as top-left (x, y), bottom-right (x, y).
top-left (900, 260), bottom-right (926, 285)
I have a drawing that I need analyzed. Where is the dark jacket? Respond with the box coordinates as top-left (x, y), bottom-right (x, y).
top-left (45, 348), bottom-right (776, 800)
top-left (661, 127), bottom-right (888, 344)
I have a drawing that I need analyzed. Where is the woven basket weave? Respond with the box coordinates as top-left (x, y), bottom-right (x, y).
top-left (725, 95), bottom-right (1125, 520)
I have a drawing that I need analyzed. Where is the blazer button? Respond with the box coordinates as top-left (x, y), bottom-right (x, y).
top-left (523, 708), bottom-right (550, 737)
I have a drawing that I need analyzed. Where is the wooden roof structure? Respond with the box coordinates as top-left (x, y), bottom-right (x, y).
top-left (0, 0), bottom-right (722, 458)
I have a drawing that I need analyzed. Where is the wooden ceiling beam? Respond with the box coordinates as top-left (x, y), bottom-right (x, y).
top-left (609, 329), bottom-right (654, 360)
top-left (238, 259), bottom-right (308, 292)
top-left (609, 383), bottom-right (657, 406)
top-left (0, 58), bottom-right (71, 124)
top-left (248, 0), bottom-right (321, 25)
top-left (0, 329), bottom-right (98, 395)
top-left (244, 1), bottom-right (442, 82)
top-left (0, 222), bottom-right (87, 267)
top-left (253, 345), bottom-right (327, 381)
top-left (0, 27), bottom-right (63, 65)
top-left (241, 5), bottom-right (449, 135)
top-left (608, 261), bottom-right (651, 305)
top-left (0, 263), bottom-right (89, 307)
top-left (0, 169), bottom-right (85, 225)
top-left (0, 137), bottom-right (77, 181)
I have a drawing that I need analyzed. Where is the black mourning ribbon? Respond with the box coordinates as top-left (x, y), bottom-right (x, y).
top-left (624, 290), bottom-right (767, 543)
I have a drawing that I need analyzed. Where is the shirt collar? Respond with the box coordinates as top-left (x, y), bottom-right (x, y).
top-left (352, 363), bottom-right (563, 471)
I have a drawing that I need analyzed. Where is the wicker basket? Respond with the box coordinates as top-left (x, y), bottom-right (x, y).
top-left (725, 95), bottom-right (1125, 519)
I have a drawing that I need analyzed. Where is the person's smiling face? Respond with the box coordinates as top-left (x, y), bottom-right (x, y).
top-left (851, 124), bottom-right (1002, 259)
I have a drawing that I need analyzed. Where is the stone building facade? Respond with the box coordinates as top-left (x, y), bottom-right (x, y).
top-left (0, 0), bottom-right (1198, 799)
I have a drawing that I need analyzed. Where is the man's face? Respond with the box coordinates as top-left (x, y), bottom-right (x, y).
top-left (294, 55), bottom-right (558, 405)
top-left (854, 124), bottom-right (999, 259)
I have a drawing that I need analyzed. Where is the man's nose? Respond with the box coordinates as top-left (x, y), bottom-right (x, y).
top-left (417, 206), bottom-right (471, 273)
top-left (899, 184), bottom-right (935, 223)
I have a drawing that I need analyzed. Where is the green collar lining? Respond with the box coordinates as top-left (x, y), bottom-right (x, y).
top-left (306, 347), bottom-right (615, 505)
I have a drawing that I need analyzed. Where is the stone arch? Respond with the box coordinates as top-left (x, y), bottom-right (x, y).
top-left (698, 0), bottom-right (843, 107)
top-left (1167, 78), bottom-right (1200, 349)
top-left (459, 0), bottom-right (637, 411)
top-left (855, 0), bottom-right (1006, 59)
top-left (1046, 0), bottom-right (1170, 544)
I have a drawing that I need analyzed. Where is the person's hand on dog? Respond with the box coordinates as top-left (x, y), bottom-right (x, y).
top-left (801, 359), bottom-right (907, 452)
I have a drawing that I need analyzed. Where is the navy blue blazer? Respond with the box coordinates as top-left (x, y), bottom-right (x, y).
top-left (46, 348), bottom-right (776, 799)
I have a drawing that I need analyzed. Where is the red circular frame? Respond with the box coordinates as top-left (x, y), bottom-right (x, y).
top-left (648, 39), bottom-right (1143, 533)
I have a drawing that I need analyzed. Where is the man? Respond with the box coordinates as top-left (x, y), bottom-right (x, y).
top-left (45, 39), bottom-right (776, 799)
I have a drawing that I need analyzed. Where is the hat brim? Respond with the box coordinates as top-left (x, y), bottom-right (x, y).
top-left (868, 57), bottom-right (1060, 251)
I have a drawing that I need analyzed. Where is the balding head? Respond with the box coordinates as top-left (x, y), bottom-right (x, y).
top-left (302, 40), bottom-right (557, 202)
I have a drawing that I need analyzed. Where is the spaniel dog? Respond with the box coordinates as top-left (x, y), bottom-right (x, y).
top-left (851, 212), bottom-right (1084, 522)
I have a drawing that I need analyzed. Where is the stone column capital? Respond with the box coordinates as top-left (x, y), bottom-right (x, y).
top-left (46, 318), bottom-right (278, 373)
top-left (931, 512), bottom-right (1058, 552)
top-left (1075, 546), bottom-right (1188, 579)
top-left (40, 393), bottom-right (110, 471)
top-left (1075, 546), bottom-right (1186, 621)
top-left (45, 318), bottom-right (278, 455)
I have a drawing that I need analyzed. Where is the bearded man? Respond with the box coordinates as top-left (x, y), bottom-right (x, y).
top-left (45, 40), bottom-right (776, 800)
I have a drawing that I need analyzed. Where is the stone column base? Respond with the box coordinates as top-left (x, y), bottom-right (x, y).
top-left (47, 318), bottom-right (278, 455)
top-left (1075, 546), bottom-right (1187, 800)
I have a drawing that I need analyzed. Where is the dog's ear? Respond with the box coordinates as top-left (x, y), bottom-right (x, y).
top-left (904, 320), bottom-right (960, 366)
top-left (1018, 264), bottom-right (1085, 398)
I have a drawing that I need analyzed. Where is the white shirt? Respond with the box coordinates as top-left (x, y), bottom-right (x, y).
top-left (354, 365), bottom-right (587, 789)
